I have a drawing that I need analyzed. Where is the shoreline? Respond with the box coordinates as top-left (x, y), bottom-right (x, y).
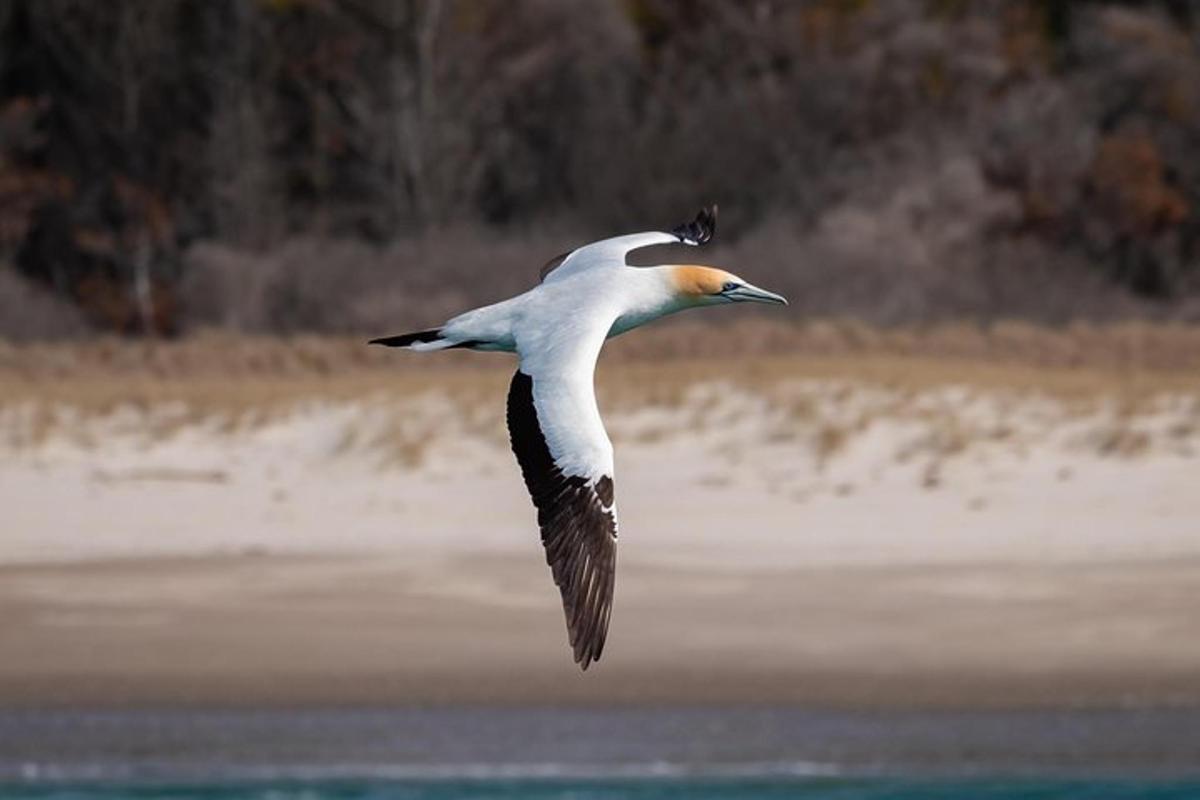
top-left (2, 706), bottom-right (1199, 781)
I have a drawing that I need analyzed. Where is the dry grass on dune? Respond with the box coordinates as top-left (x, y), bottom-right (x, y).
top-left (2, 319), bottom-right (1199, 408)
top-left (5, 318), bottom-right (1200, 379)
top-left (2, 320), bottom-right (1198, 469)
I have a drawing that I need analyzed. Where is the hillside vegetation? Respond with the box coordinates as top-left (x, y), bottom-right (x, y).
top-left (2, 1), bottom-right (1199, 338)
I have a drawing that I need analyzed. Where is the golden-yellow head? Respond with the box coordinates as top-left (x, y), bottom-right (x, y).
top-left (671, 265), bottom-right (735, 297)
top-left (669, 265), bottom-right (788, 306)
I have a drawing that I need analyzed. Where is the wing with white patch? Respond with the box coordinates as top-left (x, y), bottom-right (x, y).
top-left (506, 321), bottom-right (619, 669)
top-left (540, 205), bottom-right (717, 283)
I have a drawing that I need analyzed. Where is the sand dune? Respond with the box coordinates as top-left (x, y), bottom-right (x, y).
top-left (1, 341), bottom-right (1198, 709)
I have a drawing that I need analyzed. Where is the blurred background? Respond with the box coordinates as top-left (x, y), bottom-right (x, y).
top-left (3, 0), bottom-right (1200, 336)
top-left (2, 1), bottom-right (1200, 797)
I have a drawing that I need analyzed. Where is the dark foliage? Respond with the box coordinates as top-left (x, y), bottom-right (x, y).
top-left (1, 0), bottom-right (1198, 337)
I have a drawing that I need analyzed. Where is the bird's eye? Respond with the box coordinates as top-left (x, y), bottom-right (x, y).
top-left (721, 281), bottom-right (738, 293)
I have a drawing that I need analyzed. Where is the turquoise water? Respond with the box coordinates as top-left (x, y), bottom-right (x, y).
top-left (6, 777), bottom-right (1200, 800)
top-left (3, 709), bottom-right (1198, 799)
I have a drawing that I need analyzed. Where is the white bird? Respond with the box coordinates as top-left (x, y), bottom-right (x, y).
top-left (370, 206), bottom-right (787, 669)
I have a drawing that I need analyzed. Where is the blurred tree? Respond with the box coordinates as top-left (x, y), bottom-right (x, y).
top-left (0, 0), bottom-right (1197, 335)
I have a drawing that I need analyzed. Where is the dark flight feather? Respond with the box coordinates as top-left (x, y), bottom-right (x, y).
top-left (671, 204), bottom-right (718, 246)
top-left (368, 329), bottom-right (443, 347)
top-left (506, 370), bottom-right (617, 669)
top-left (368, 329), bottom-right (479, 349)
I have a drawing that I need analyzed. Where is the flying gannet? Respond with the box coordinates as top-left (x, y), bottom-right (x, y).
top-left (370, 206), bottom-right (787, 669)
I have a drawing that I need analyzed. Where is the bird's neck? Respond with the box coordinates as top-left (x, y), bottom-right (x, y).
top-left (607, 267), bottom-right (695, 339)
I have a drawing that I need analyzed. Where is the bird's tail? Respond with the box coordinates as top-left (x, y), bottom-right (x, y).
top-left (368, 329), bottom-right (475, 352)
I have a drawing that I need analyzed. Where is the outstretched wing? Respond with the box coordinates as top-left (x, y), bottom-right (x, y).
top-left (506, 320), bottom-right (618, 669)
top-left (540, 205), bottom-right (718, 283)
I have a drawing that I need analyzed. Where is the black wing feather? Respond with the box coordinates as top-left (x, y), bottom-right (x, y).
top-left (671, 204), bottom-right (718, 245)
top-left (506, 370), bottom-right (617, 670)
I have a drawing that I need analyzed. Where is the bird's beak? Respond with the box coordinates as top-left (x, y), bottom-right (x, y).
top-left (724, 282), bottom-right (788, 306)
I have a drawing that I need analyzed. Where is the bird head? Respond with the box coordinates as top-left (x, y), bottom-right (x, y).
top-left (670, 265), bottom-right (788, 307)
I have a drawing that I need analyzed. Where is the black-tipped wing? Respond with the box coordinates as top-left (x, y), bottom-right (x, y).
top-left (540, 204), bottom-right (718, 283)
top-left (670, 205), bottom-right (718, 245)
top-left (506, 370), bottom-right (617, 669)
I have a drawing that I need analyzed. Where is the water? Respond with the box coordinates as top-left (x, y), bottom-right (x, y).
top-left (5, 777), bottom-right (1200, 800)
top-left (2, 708), bottom-right (1198, 799)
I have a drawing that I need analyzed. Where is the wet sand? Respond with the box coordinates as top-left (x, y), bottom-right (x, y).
top-left (2, 553), bottom-right (1199, 710)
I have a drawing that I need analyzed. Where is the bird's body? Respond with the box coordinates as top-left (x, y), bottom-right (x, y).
top-left (371, 207), bottom-right (786, 669)
top-left (424, 264), bottom-right (677, 353)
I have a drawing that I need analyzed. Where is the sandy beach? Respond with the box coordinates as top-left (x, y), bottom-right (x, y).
top-left (2, 330), bottom-right (1199, 710)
